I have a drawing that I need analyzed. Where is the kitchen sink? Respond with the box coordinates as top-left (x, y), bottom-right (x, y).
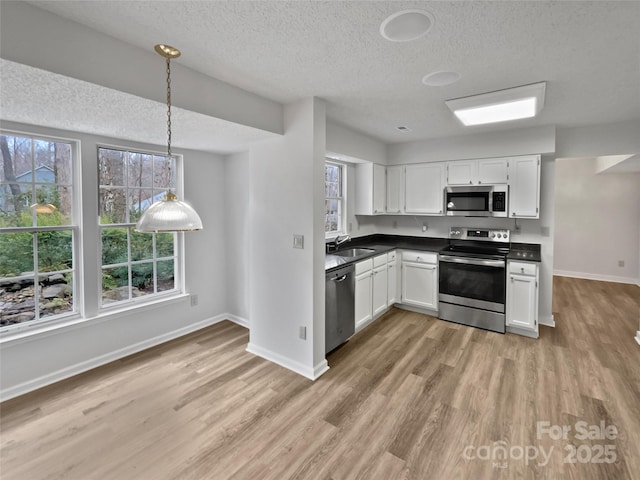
top-left (333, 248), bottom-right (376, 258)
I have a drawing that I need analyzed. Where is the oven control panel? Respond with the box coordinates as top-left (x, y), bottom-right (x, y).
top-left (449, 227), bottom-right (510, 242)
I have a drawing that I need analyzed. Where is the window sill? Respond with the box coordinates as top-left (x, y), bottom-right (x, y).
top-left (0, 293), bottom-right (189, 346)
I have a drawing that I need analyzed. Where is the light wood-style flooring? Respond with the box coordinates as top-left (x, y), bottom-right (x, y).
top-left (1, 276), bottom-right (639, 479)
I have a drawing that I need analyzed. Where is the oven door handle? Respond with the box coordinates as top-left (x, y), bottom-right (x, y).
top-left (439, 255), bottom-right (505, 268)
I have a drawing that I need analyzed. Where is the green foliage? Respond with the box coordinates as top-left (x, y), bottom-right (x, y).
top-left (0, 232), bottom-right (33, 276)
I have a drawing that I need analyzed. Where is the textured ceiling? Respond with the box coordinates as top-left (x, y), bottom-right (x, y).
top-left (0, 59), bottom-right (278, 153)
top-left (16, 1), bottom-right (640, 145)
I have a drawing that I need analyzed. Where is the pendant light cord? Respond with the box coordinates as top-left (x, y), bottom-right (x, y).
top-left (166, 56), bottom-right (172, 158)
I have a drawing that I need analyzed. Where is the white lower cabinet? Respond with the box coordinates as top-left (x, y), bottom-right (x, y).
top-left (506, 261), bottom-right (539, 337)
top-left (354, 259), bottom-right (373, 330)
top-left (387, 250), bottom-right (399, 305)
top-left (401, 251), bottom-right (438, 310)
top-left (354, 254), bottom-right (389, 331)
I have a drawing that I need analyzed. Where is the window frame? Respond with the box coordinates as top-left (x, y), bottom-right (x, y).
top-left (325, 160), bottom-right (347, 239)
top-left (96, 143), bottom-right (184, 311)
top-left (0, 130), bottom-right (82, 334)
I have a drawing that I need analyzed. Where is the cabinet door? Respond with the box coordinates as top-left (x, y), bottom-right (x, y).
top-left (387, 255), bottom-right (398, 305)
top-left (372, 264), bottom-right (388, 316)
top-left (386, 166), bottom-right (403, 214)
top-left (447, 160), bottom-right (476, 185)
top-left (355, 270), bottom-right (372, 329)
top-left (509, 155), bottom-right (540, 218)
top-left (404, 163), bottom-right (444, 215)
top-left (506, 273), bottom-right (538, 330)
top-left (401, 262), bottom-right (438, 310)
top-left (372, 164), bottom-right (386, 214)
top-left (478, 158), bottom-right (508, 184)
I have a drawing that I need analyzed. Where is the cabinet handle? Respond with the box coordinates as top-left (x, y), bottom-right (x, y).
top-left (478, 180), bottom-right (482, 184)
top-left (520, 267), bottom-right (525, 273)
top-left (469, 180), bottom-right (472, 184)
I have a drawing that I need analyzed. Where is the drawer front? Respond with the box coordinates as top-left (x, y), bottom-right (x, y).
top-left (355, 258), bottom-right (373, 275)
top-left (387, 250), bottom-right (397, 262)
top-left (402, 251), bottom-right (437, 264)
top-left (373, 253), bottom-right (387, 268)
top-left (509, 261), bottom-right (537, 276)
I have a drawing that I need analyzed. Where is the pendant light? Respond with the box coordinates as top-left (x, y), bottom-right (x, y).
top-left (136, 44), bottom-right (203, 233)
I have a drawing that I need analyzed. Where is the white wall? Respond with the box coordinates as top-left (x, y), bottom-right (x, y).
top-left (556, 119), bottom-right (640, 158)
top-left (387, 125), bottom-right (555, 165)
top-left (0, 1), bottom-right (283, 136)
top-left (247, 98), bottom-right (328, 379)
top-left (554, 157), bottom-right (640, 284)
top-left (326, 121), bottom-right (387, 165)
top-left (224, 152), bottom-right (251, 323)
top-left (0, 120), bottom-right (228, 400)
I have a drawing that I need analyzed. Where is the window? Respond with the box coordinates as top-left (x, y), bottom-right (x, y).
top-left (98, 147), bottom-right (179, 306)
top-left (0, 133), bottom-right (76, 329)
top-left (325, 161), bottom-right (345, 236)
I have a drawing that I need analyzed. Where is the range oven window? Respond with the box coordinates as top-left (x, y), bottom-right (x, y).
top-left (439, 259), bottom-right (505, 305)
top-left (446, 191), bottom-right (489, 212)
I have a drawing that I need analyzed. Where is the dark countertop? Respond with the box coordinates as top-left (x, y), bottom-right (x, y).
top-left (325, 235), bottom-right (449, 272)
top-left (507, 242), bottom-right (542, 263)
top-left (325, 234), bottom-right (541, 271)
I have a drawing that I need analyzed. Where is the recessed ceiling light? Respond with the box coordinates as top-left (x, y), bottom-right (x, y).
top-left (422, 71), bottom-right (461, 87)
top-left (445, 82), bottom-right (547, 126)
top-left (380, 10), bottom-right (435, 42)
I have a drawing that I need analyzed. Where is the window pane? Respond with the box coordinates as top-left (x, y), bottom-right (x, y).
top-left (41, 272), bottom-right (73, 318)
top-left (326, 199), bottom-right (339, 215)
top-left (153, 155), bottom-right (176, 189)
top-left (102, 266), bottom-right (129, 304)
top-left (0, 183), bottom-right (32, 227)
top-left (128, 152), bottom-right (153, 188)
top-left (37, 230), bottom-right (73, 272)
top-left (0, 232), bottom-right (34, 276)
top-left (156, 233), bottom-right (174, 258)
top-left (1, 135), bottom-right (32, 183)
top-left (326, 181), bottom-right (340, 198)
top-left (131, 230), bottom-right (153, 261)
top-left (0, 277), bottom-right (35, 327)
top-left (132, 262), bottom-right (154, 296)
top-left (99, 187), bottom-right (127, 224)
top-left (99, 148), bottom-right (126, 186)
top-left (325, 165), bottom-right (339, 182)
top-left (35, 186), bottom-right (73, 226)
top-left (102, 228), bottom-right (128, 266)
top-left (157, 259), bottom-right (175, 292)
top-left (128, 188), bottom-right (154, 223)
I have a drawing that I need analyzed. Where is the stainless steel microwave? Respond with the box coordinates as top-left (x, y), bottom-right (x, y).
top-left (445, 185), bottom-right (508, 217)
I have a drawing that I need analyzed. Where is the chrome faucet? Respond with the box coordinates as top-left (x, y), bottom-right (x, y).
top-left (328, 234), bottom-right (351, 252)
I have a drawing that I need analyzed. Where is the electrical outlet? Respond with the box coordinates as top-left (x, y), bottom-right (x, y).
top-left (293, 234), bottom-right (304, 249)
top-left (618, 260), bottom-right (625, 267)
top-left (393, 220), bottom-right (398, 229)
top-left (190, 294), bottom-right (198, 307)
top-left (348, 222), bottom-right (353, 232)
top-left (299, 326), bottom-right (306, 340)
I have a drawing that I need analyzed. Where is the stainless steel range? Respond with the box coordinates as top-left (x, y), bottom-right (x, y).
top-left (439, 227), bottom-right (510, 333)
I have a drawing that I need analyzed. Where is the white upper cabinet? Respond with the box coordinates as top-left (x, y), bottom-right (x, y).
top-left (446, 158), bottom-right (508, 185)
top-left (385, 166), bottom-right (404, 214)
top-left (404, 163), bottom-right (445, 215)
top-left (477, 158), bottom-right (509, 184)
top-left (355, 163), bottom-right (386, 215)
top-left (508, 155), bottom-right (541, 218)
top-left (446, 160), bottom-right (476, 185)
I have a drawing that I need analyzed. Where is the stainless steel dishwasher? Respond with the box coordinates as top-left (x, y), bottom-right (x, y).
top-left (325, 264), bottom-right (355, 354)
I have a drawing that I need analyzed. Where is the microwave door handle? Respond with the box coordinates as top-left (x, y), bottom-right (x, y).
top-left (439, 255), bottom-right (505, 268)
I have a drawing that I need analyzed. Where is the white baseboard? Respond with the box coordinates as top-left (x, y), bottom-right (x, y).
top-left (554, 270), bottom-right (639, 285)
top-left (0, 314), bottom-right (231, 402)
top-left (226, 314), bottom-right (249, 329)
top-left (539, 314), bottom-right (555, 328)
top-left (246, 342), bottom-right (328, 381)
top-left (506, 325), bottom-right (538, 339)
top-left (635, 331), bottom-right (640, 346)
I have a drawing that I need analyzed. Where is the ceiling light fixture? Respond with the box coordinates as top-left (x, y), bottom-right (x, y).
top-left (380, 9), bottom-right (434, 42)
top-left (445, 82), bottom-right (547, 126)
top-left (136, 44), bottom-right (203, 233)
